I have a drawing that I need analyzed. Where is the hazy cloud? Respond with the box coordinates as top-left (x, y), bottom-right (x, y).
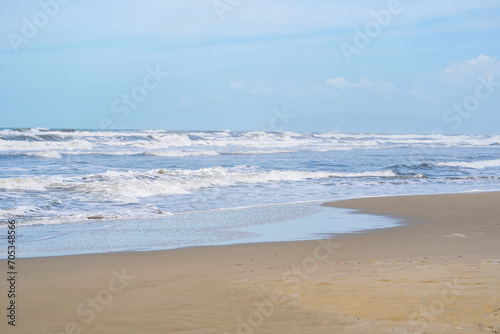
top-left (439, 54), bottom-right (500, 84)
top-left (325, 76), bottom-right (395, 91)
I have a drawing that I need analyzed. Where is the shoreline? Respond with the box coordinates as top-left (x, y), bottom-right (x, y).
top-left (9, 201), bottom-right (401, 259)
top-left (2, 192), bottom-right (500, 333)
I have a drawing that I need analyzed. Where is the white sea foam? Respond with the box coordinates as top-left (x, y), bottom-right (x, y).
top-left (65, 150), bottom-right (221, 157)
top-left (132, 133), bottom-right (197, 148)
top-left (84, 167), bottom-right (396, 201)
top-left (231, 149), bottom-right (298, 154)
top-left (22, 151), bottom-right (63, 159)
top-left (0, 177), bottom-right (51, 191)
top-left (0, 139), bottom-right (93, 151)
top-left (0, 205), bottom-right (41, 218)
top-left (0, 167), bottom-right (397, 201)
top-left (1, 130), bottom-right (500, 154)
top-left (145, 150), bottom-right (220, 157)
top-left (0, 208), bottom-right (176, 227)
top-left (20, 150), bottom-right (221, 158)
top-left (311, 147), bottom-right (354, 152)
top-left (436, 158), bottom-right (500, 169)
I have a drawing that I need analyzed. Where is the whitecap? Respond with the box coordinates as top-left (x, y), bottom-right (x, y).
top-left (436, 158), bottom-right (500, 169)
top-left (22, 151), bottom-right (63, 159)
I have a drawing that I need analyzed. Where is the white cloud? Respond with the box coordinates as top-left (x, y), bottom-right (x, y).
top-left (325, 76), bottom-right (394, 90)
top-left (325, 76), bottom-right (350, 89)
top-left (396, 53), bottom-right (500, 121)
top-left (408, 54), bottom-right (500, 102)
top-left (439, 54), bottom-right (500, 84)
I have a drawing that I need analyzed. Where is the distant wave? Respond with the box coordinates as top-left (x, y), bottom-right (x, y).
top-left (0, 139), bottom-right (93, 151)
top-left (21, 151), bottom-right (63, 159)
top-left (2, 130), bottom-right (500, 154)
top-left (229, 149), bottom-right (298, 155)
top-left (436, 158), bottom-right (500, 169)
top-left (144, 150), bottom-right (220, 157)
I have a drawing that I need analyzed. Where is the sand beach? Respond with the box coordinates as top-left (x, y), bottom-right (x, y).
top-left (2, 192), bottom-right (500, 333)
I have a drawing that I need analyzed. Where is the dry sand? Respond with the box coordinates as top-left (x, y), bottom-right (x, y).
top-left (1, 192), bottom-right (500, 333)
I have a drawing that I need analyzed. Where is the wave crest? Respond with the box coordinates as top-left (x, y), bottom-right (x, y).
top-left (436, 158), bottom-right (500, 169)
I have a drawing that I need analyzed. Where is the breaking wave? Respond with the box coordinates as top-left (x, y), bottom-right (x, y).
top-left (0, 166), bottom-right (397, 200)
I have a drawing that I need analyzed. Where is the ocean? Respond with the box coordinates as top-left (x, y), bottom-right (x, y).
top-left (1, 128), bottom-right (499, 257)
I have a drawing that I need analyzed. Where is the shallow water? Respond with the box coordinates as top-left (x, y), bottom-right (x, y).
top-left (11, 203), bottom-right (399, 258)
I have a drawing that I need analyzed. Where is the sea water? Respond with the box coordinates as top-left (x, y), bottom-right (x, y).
top-left (1, 129), bottom-right (499, 256)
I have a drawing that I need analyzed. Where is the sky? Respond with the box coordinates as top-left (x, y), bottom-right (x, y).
top-left (1, 0), bottom-right (500, 134)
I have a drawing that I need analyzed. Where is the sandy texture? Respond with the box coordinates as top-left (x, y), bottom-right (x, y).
top-left (1, 192), bottom-right (500, 333)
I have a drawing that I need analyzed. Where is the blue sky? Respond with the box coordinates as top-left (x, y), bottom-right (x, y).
top-left (1, 0), bottom-right (500, 133)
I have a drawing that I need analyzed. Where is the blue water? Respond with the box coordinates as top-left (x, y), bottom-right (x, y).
top-left (1, 129), bottom-right (499, 256)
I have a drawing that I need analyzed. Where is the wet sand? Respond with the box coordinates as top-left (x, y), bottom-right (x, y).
top-left (1, 192), bottom-right (499, 333)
